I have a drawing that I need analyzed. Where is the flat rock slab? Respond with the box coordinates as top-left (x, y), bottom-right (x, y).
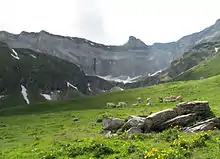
top-left (143, 109), bottom-right (178, 131)
top-left (175, 101), bottom-right (210, 117)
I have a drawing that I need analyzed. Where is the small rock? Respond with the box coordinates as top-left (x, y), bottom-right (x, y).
top-left (104, 130), bottom-right (112, 137)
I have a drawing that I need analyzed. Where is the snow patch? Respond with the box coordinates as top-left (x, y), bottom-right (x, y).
top-left (40, 93), bottom-right (52, 100)
top-left (97, 75), bottom-right (141, 84)
top-left (11, 49), bottom-right (20, 60)
top-left (30, 54), bottom-right (36, 58)
top-left (149, 70), bottom-right (162, 77)
top-left (88, 83), bottom-right (92, 92)
top-left (90, 42), bottom-right (94, 46)
top-left (215, 47), bottom-right (219, 53)
top-left (148, 56), bottom-right (155, 60)
top-left (67, 82), bottom-right (78, 91)
top-left (21, 85), bottom-right (30, 104)
top-left (0, 95), bottom-right (5, 100)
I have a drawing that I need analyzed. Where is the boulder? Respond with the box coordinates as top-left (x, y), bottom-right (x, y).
top-left (102, 118), bottom-right (124, 131)
top-left (143, 109), bottom-right (178, 131)
top-left (158, 113), bottom-right (197, 131)
top-left (185, 118), bottom-right (220, 132)
top-left (175, 101), bottom-right (210, 117)
top-left (127, 127), bottom-right (142, 136)
top-left (123, 116), bottom-right (145, 130)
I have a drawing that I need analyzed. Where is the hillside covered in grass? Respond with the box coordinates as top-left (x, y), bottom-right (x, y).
top-left (174, 52), bottom-right (220, 81)
top-left (1, 75), bottom-right (220, 158)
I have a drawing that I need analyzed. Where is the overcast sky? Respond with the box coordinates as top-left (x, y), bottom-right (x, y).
top-left (0, 0), bottom-right (220, 45)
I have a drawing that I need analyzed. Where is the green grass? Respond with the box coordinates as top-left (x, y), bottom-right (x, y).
top-left (1, 75), bottom-right (220, 158)
top-left (174, 52), bottom-right (220, 81)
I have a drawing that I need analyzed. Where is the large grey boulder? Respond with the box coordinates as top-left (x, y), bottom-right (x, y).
top-left (158, 113), bottom-right (197, 131)
top-left (102, 118), bottom-right (124, 131)
top-left (143, 109), bottom-right (178, 131)
top-left (175, 101), bottom-right (210, 117)
top-left (123, 116), bottom-right (145, 130)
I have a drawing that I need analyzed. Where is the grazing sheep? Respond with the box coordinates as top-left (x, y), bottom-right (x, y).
top-left (137, 97), bottom-right (143, 103)
top-left (106, 102), bottom-right (116, 108)
top-left (146, 98), bottom-right (152, 105)
top-left (160, 95), bottom-right (183, 103)
top-left (118, 102), bottom-right (127, 107)
top-left (132, 103), bottom-right (138, 106)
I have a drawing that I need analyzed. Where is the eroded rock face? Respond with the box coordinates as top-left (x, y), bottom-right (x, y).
top-left (102, 118), bottom-right (124, 131)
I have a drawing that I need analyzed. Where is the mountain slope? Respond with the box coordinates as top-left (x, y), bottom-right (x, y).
top-left (125, 41), bottom-right (220, 88)
top-left (0, 42), bottom-right (117, 107)
top-left (174, 50), bottom-right (220, 81)
top-left (1, 74), bottom-right (220, 159)
top-left (0, 18), bottom-right (220, 78)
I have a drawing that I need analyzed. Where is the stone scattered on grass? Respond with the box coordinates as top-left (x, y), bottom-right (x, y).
top-left (102, 101), bottom-right (220, 135)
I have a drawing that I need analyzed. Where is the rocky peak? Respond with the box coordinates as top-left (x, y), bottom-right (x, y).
top-left (123, 36), bottom-right (147, 49)
top-left (215, 18), bottom-right (220, 25)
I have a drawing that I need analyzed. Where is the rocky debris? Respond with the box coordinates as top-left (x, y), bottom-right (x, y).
top-left (102, 101), bottom-right (220, 135)
top-left (127, 127), bottom-right (142, 136)
top-left (102, 118), bottom-right (124, 131)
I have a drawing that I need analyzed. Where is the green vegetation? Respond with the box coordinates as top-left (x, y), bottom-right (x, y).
top-left (1, 75), bottom-right (220, 158)
top-left (174, 52), bottom-right (220, 81)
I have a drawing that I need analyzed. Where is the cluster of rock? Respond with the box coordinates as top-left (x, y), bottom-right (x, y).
top-left (102, 101), bottom-right (220, 136)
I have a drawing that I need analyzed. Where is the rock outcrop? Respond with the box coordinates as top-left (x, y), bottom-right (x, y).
top-left (102, 118), bottom-right (124, 131)
top-left (102, 101), bottom-right (220, 135)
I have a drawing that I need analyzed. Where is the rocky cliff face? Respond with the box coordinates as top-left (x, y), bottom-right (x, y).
top-left (0, 31), bottom-right (175, 78)
top-left (0, 19), bottom-right (220, 79)
top-left (0, 42), bottom-right (116, 107)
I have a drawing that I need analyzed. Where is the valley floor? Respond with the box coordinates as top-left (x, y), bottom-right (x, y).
top-left (1, 75), bottom-right (220, 159)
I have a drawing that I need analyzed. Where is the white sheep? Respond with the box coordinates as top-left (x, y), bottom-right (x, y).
top-left (118, 102), bottom-right (127, 107)
top-left (106, 102), bottom-right (116, 108)
top-left (146, 98), bottom-right (152, 106)
top-left (137, 97), bottom-right (143, 103)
